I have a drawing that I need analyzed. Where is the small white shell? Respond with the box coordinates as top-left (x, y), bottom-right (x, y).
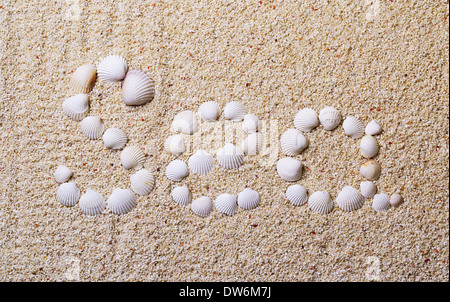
top-left (308, 191), bottom-right (334, 215)
top-left (171, 185), bottom-right (191, 205)
top-left (224, 101), bottom-right (246, 121)
top-left (276, 157), bottom-right (303, 182)
top-left (164, 134), bottom-right (186, 155)
top-left (372, 193), bottom-right (391, 212)
top-left (360, 135), bottom-right (379, 159)
top-left (390, 193), bottom-right (404, 208)
top-left (360, 159), bottom-right (381, 180)
top-left (188, 149), bottom-right (214, 175)
top-left (165, 159), bottom-right (189, 181)
top-left (56, 182), bottom-right (80, 207)
top-left (62, 94), bottom-right (89, 121)
top-left (191, 196), bottom-right (213, 217)
top-left (285, 184), bottom-right (308, 206)
top-left (171, 110), bottom-right (199, 135)
top-left (336, 185), bottom-right (365, 212)
top-left (130, 169), bottom-right (155, 196)
top-left (107, 188), bottom-right (137, 215)
top-left (294, 108), bottom-right (319, 132)
top-left (343, 116), bottom-right (365, 139)
top-left (237, 188), bottom-right (260, 210)
top-left (79, 189), bottom-right (106, 216)
top-left (360, 181), bottom-right (377, 199)
top-left (216, 143), bottom-right (245, 169)
top-left (241, 132), bottom-right (263, 155)
top-left (214, 194), bottom-right (237, 216)
top-left (120, 146), bottom-right (146, 170)
top-left (365, 120), bottom-right (382, 136)
top-left (97, 55), bottom-right (128, 83)
top-left (280, 128), bottom-right (308, 156)
top-left (70, 63), bottom-right (97, 94)
top-left (319, 106), bottom-right (341, 131)
top-left (54, 165), bottom-right (73, 183)
top-left (102, 128), bottom-right (128, 150)
top-left (198, 101), bottom-right (221, 122)
top-left (80, 116), bottom-right (104, 140)
top-left (121, 69), bottom-right (155, 106)
top-left (242, 114), bottom-right (260, 133)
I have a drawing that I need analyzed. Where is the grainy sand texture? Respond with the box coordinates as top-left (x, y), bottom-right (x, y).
top-left (0, 0), bottom-right (448, 281)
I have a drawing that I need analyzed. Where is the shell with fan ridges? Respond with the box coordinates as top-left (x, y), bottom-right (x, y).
top-left (121, 69), bottom-right (155, 106)
top-left (372, 193), bottom-right (391, 212)
top-left (171, 110), bottom-right (199, 135)
top-left (360, 181), bottom-right (377, 199)
top-left (62, 94), bottom-right (89, 121)
top-left (198, 101), bottom-right (221, 122)
top-left (70, 63), bottom-right (97, 94)
top-left (56, 182), bottom-right (80, 207)
top-left (224, 101), bottom-right (246, 121)
top-left (103, 128), bottom-right (128, 150)
top-left (165, 159), bottom-right (189, 181)
top-left (171, 185), bottom-right (191, 206)
top-left (188, 149), bottom-right (214, 175)
top-left (214, 193), bottom-right (237, 216)
top-left (120, 146), bottom-right (146, 170)
top-left (365, 120), bottom-right (382, 136)
top-left (79, 189), bottom-right (106, 216)
top-left (191, 196), bottom-right (213, 217)
top-left (80, 116), bottom-right (104, 140)
top-left (285, 184), bottom-right (308, 206)
top-left (280, 128), bottom-right (308, 156)
top-left (360, 135), bottom-right (379, 159)
top-left (335, 185), bottom-right (365, 212)
top-left (237, 188), bottom-right (260, 210)
top-left (130, 169), bottom-right (155, 196)
top-left (216, 143), bottom-right (245, 170)
top-left (97, 55), bottom-right (128, 83)
top-left (343, 116), bottom-right (365, 139)
top-left (308, 191), bottom-right (334, 215)
top-left (294, 108), bottom-right (319, 132)
top-left (107, 188), bottom-right (137, 215)
top-left (319, 106), bottom-right (341, 131)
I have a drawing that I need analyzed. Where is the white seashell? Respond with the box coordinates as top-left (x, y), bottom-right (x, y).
top-left (107, 188), bottom-right (137, 215)
top-left (237, 188), bottom-right (260, 210)
top-left (130, 169), bottom-right (155, 196)
top-left (343, 116), bottom-right (365, 139)
top-left (164, 134), bottom-right (186, 155)
top-left (214, 194), bottom-right (237, 216)
top-left (294, 108), bottom-right (319, 132)
top-left (198, 101), bottom-right (220, 122)
top-left (276, 157), bottom-right (303, 182)
top-left (80, 116), bottom-right (104, 140)
top-left (121, 69), bottom-right (155, 106)
top-left (56, 182), bottom-right (80, 207)
top-left (171, 185), bottom-right (191, 206)
top-left (390, 193), bottom-right (404, 208)
top-left (70, 63), bottom-right (97, 94)
top-left (171, 110), bottom-right (199, 135)
top-left (280, 128), bottom-right (308, 156)
top-left (372, 193), bottom-right (391, 212)
top-left (360, 181), bottom-right (377, 199)
top-left (216, 143), bottom-right (245, 169)
top-left (242, 114), bottom-right (260, 134)
top-left (79, 189), bottom-right (106, 216)
top-left (360, 159), bottom-right (381, 180)
top-left (165, 159), bottom-right (189, 181)
top-left (224, 101), bottom-right (246, 121)
top-left (62, 94), bottom-right (89, 121)
top-left (365, 120), bottom-right (382, 136)
top-left (102, 128), bottom-right (128, 150)
top-left (360, 135), bottom-right (379, 159)
top-left (285, 184), bottom-right (308, 206)
top-left (97, 55), bottom-right (128, 83)
top-left (188, 149), bottom-right (214, 175)
top-left (191, 196), bottom-right (213, 217)
top-left (241, 132), bottom-right (263, 155)
top-left (336, 185), bottom-right (365, 212)
top-left (319, 106), bottom-right (341, 131)
top-left (54, 165), bottom-right (73, 183)
top-left (120, 146), bottom-right (146, 170)
top-left (308, 191), bottom-right (334, 215)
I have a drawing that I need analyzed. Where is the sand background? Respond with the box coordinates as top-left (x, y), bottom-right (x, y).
top-left (0, 0), bottom-right (448, 281)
